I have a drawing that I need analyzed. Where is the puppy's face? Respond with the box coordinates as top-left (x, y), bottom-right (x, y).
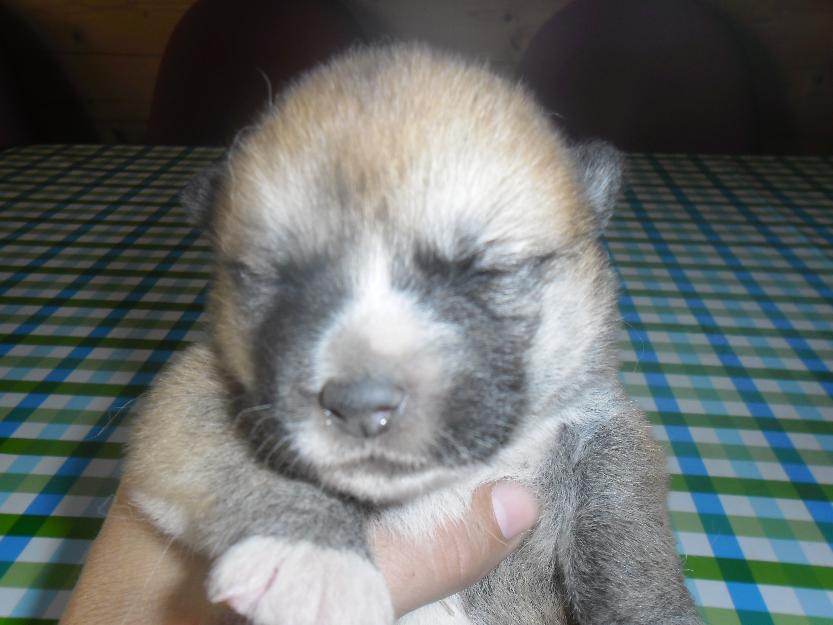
top-left (187, 46), bottom-right (622, 503)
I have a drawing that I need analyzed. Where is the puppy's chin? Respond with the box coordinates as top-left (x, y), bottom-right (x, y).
top-left (315, 461), bottom-right (461, 504)
top-left (287, 411), bottom-right (455, 503)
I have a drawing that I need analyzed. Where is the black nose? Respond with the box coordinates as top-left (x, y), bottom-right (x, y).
top-left (318, 377), bottom-right (405, 438)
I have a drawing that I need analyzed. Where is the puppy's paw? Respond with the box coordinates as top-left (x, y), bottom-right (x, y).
top-left (207, 536), bottom-right (394, 625)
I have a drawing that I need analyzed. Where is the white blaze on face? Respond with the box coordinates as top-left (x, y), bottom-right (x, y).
top-left (291, 240), bottom-right (462, 500)
top-left (314, 241), bottom-right (451, 387)
top-left (354, 247), bottom-right (422, 354)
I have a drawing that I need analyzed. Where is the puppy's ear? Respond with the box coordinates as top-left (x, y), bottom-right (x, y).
top-left (180, 160), bottom-right (226, 231)
top-left (571, 140), bottom-right (624, 233)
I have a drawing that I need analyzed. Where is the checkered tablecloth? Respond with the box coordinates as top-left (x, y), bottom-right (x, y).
top-left (0, 145), bottom-right (831, 624)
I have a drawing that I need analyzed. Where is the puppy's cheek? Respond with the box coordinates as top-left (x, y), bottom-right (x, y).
top-left (209, 292), bottom-right (259, 390)
top-left (208, 536), bottom-right (393, 625)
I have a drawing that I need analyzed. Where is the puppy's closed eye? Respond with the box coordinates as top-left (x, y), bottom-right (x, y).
top-left (221, 260), bottom-right (264, 284)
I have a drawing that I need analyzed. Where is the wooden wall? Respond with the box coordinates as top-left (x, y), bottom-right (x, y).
top-left (707, 0), bottom-right (833, 153)
top-left (1, 0), bottom-right (831, 151)
top-left (2, 0), bottom-right (192, 143)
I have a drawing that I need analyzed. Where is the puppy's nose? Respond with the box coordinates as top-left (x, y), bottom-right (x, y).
top-left (319, 377), bottom-right (405, 438)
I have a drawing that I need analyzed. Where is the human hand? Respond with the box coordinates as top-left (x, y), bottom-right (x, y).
top-left (59, 481), bottom-right (538, 624)
top-left (374, 481), bottom-right (539, 617)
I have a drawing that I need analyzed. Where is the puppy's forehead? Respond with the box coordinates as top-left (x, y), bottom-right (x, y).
top-left (217, 46), bottom-right (588, 259)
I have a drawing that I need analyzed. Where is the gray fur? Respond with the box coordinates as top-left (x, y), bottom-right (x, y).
top-left (571, 140), bottom-right (625, 232)
top-left (127, 344), bottom-right (370, 557)
top-left (463, 385), bottom-right (700, 624)
top-left (126, 44), bottom-right (702, 625)
top-left (179, 159), bottom-right (226, 230)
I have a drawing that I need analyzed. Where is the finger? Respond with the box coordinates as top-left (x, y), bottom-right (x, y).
top-left (371, 481), bottom-right (539, 617)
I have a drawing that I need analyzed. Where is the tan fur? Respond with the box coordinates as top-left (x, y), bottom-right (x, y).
top-left (125, 345), bottom-right (271, 546)
top-left (125, 44), bottom-right (699, 625)
top-left (206, 44), bottom-right (599, 394)
top-left (126, 40), bottom-right (610, 556)
top-left (216, 45), bottom-right (590, 261)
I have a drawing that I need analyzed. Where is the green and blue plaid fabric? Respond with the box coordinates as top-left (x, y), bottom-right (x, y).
top-left (0, 145), bottom-right (831, 624)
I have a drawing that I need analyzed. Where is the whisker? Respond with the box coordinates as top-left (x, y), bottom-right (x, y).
top-left (232, 404), bottom-right (274, 432)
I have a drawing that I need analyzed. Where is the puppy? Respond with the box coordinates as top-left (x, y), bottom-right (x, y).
top-left (125, 44), bottom-right (703, 625)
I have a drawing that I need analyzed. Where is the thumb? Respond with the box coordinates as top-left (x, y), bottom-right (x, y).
top-left (371, 481), bottom-right (539, 617)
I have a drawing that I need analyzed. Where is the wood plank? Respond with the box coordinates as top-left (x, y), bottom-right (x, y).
top-left (2, 0), bottom-right (193, 56)
top-left (94, 120), bottom-right (148, 144)
top-left (2, 0), bottom-right (829, 149)
top-left (347, 0), bottom-right (575, 73)
top-left (55, 53), bottom-right (160, 134)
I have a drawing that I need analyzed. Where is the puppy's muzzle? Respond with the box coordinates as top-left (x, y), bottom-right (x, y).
top-left (318, 377), bottom-right (406, 438)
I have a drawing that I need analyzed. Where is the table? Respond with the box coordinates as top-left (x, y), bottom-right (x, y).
top-left (0, 145), bottom-right (831, 624)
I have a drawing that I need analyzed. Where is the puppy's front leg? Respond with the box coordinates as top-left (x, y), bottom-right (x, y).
top-left (555, 401), bottom-right (703, 625)
top-left (200, 476), bottom-right (390, 625)
top-left (556, 400), bottom-right (701, 625)
top-left (125, 344), bottom-right (393, 625)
